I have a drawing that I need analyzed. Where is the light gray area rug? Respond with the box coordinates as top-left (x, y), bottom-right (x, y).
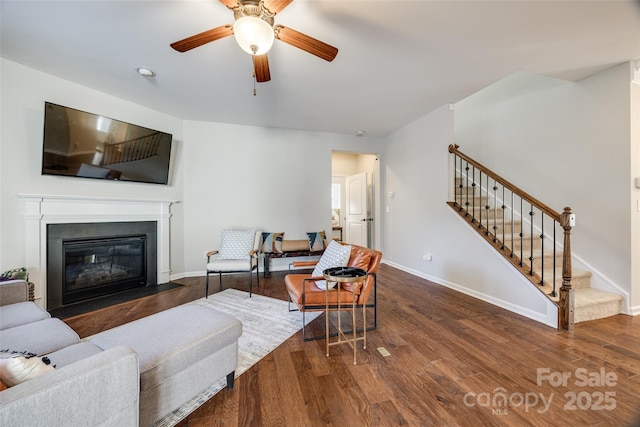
top-left (155, 288), bottom-right (320, 426)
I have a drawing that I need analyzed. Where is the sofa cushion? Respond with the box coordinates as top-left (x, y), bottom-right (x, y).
top-left (0, 318), bottom-right (80, 356)
top-left (207, 258), bottom-right (253, 272)
top-left (260, 232), bottom-right (284, 253)
top-left (45, 342), bottom-right (104, 369)
top-left (90, 304), bottom-right (242, 393)
top-left (218, 229), bottom-right (256, 260)
top-left (0, 301), bottom-right (51, 331)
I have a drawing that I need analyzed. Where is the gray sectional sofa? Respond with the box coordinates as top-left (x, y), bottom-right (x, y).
top-left (0, 279), bottom-right (243, 426)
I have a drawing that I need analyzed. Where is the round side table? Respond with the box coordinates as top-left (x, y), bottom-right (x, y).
top-left (323, 267), bottom-right (368, 365)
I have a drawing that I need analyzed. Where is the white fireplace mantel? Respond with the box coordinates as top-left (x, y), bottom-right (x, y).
top-left (18, 194), bottom-right (177, 308)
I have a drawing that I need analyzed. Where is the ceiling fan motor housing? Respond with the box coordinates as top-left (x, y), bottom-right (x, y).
top-left (233, 1), bottom-right (275, 26)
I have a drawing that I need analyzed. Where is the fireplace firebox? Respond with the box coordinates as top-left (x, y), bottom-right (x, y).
top-left (63, 235), bottom-right (147, 305)
top-left (47, 221), bottom-right (157, 310)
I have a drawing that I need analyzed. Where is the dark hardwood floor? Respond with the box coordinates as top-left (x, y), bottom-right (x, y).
top-left (61, 264), bottom-right (640, 426)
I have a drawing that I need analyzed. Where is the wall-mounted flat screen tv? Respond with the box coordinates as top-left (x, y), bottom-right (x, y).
top-left (42, 102), bottom-right (173, 185)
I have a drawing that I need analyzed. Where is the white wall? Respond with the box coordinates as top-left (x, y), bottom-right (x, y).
top-left (454, 65), bottom-right (632, 302)
top-left (0, 59), bottom-right (185, 277)
top-left (382, 104), bottom-right (556, 326)
top-left (0, 58), bottom-right (385, 281)
top-left (180, 121), bottom-right (384, 275)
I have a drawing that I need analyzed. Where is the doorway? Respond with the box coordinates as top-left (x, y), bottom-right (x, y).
top-left (331, 151), bottom-right (379, 249)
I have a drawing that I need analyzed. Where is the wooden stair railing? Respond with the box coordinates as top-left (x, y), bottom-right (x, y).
top-left (447, 144), bottom-right (574, 330)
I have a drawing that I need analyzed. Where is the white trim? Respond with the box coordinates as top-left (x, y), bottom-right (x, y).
top-left (628, 304), bottom-right (640, 316)
top-left (18, 194), bottom-right (177, 308)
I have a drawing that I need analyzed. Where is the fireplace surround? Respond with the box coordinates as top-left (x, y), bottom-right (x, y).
top-left (19, 194), bottom-right (175, 309)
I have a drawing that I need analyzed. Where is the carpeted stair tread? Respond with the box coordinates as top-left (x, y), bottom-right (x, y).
top-left (575, 288), bottom-right (623, 307)
top-left (541, 268), bottom-right (592, 290)
top-left (574, 288), bottom-right (623, 323)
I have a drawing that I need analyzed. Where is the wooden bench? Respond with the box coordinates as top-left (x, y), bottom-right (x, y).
top-left (262, 238), bottom-right (325, 277)
top-left (263, 250), bottom-right (324, 277)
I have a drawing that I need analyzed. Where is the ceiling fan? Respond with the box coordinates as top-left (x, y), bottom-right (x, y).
top-left (170, 0), bottom-right (338, 83)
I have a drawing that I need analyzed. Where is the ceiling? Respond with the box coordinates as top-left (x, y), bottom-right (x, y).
top-left (2, 1), bottom-right (639, 138)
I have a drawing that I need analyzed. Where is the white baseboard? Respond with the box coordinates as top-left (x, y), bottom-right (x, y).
top-left (628, 305), bottom-right (640, 316)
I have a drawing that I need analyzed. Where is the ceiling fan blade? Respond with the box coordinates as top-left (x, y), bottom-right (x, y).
top-left (253, 54), bottom-right (271, 82)
top-left (218, 0), bottom-right (240, 9)
top-left (263, 0), bottom-right (294, 14)
top-left (170, 25), bottom-right (233, 52)
top-left (274, 25), bottom-right (338, 62)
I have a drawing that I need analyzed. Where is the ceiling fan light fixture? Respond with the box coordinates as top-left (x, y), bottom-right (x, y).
top-left (233, 16), bottom-right (274, 55)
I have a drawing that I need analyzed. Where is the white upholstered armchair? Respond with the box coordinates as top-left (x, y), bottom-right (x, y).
top-left (205, 229), bottom-right (260, 298)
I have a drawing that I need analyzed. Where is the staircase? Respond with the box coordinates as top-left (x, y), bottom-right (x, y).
top-left (503, 218), bottom-right (622, 323)
top-left (448, 145), bottom-right (623, 328)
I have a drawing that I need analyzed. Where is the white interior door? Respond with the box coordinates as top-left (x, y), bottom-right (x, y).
top-left (346, 172), bottom-right (369, 247)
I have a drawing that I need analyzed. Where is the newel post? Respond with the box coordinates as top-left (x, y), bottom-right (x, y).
top-left (558, 207), bottom-right (574, 331)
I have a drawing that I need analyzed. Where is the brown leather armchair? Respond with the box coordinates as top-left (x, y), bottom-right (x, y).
top-left (284, 242), bottom-right (382, 340)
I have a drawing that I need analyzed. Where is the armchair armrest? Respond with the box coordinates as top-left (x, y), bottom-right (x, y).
top-left (205, 250), bottom-right (219, 262)
top-left (301, 276), bottom-right (325, 305)
top-left (0, 280), bottom-right (29, 306)
top-left (292, 261), bottom-right (319, 268)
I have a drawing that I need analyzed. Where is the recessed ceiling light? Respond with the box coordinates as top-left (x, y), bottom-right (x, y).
top-left (137, 67), bottom-right (156, 77)
top-left (356, 130), bottom-right (366, 137)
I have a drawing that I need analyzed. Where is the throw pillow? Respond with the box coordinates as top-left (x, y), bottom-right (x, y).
top-left (0, 267), bottom-right (29, 282)
top-left (260, 232), bottom-right (284, 253)
top-left (311, 240), bottom-right (352, 290)
top-left (0, 351), bottom-right (55, 387)
top-left (217, 229), bottom-right (256, 260)
top-left (281, 240), bottom-right (310, 252)
top-left (307, 231), bottom-right (327, 252)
